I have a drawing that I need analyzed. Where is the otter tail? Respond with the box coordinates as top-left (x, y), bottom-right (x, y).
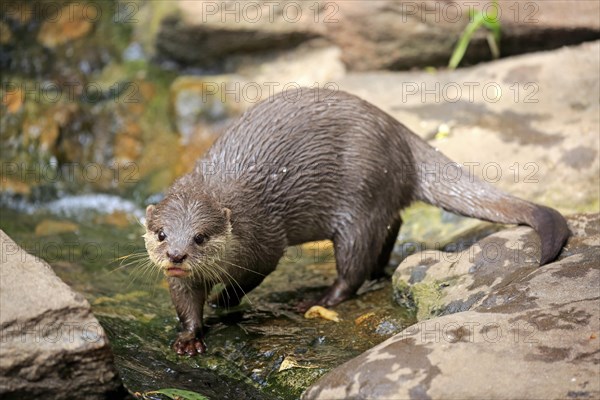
top-left (407, 134), bottom-right (569, 265)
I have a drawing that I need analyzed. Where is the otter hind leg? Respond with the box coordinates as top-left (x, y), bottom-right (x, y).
top-left (301, 221), bottom-right (388, 310)
top-left (371, 216), bottom-right (402, 279)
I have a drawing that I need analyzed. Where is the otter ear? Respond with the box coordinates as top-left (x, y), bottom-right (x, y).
top-left (222, 207), bottom-right (231, 222)
top-left (145, 205), bottom-right (155, 223)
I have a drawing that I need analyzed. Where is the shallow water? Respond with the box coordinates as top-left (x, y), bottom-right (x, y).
top-left (0, 195), bottom-right (491, 399)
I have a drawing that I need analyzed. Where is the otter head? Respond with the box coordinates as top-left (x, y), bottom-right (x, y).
top-left (143, 191), bottom-right (232, 279)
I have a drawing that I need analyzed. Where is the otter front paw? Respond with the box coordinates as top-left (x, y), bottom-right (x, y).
top-left (173, 331), bottom-right (206, 356)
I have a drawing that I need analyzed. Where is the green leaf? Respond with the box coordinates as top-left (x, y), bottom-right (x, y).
top-left (448, 13), bottom-right (485, 69)
top-left (486, 33), bottom-right (500, 59)
top-left (448, 0), bottom-right (502, 69)
top-left (145, 388), bottom-right (210, 400)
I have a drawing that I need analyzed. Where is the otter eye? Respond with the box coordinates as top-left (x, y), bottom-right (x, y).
top-left (194, 234), bottom-right (206, 245)
top-left (157, 230), bottom-right (166, 242)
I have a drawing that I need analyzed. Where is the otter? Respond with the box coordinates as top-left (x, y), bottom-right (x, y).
top-left (144, 88), bottom-right (569, 356)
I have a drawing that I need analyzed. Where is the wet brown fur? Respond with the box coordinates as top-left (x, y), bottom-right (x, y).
top-left (145, 88), bottom-right (569, 355)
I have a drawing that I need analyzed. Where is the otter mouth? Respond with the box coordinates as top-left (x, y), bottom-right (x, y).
top-left (165, 267), bottom-right (190, 277)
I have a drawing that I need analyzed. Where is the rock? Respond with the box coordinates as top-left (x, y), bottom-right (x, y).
top-left (129, 1), bottom-right (175, 58)
top-left (303, 214), bottom-right (600, 399)
top-left (92, 211), bottom-right (136, 228)
top-left (22, 112), bottom-right (60, 154)
top-left (326, 0), bottom-right (600, 71)
top-left (156, 1), bottom-right (323, 69)
top-left (36, 3), bottom-right (94, 48)
top-left (392, 213), bottom-right (599, 319)
top-left (34, 219), bottom-right (79, 237)
top-left (226, 40), bottom-right (345, 93)
top-left (338, 41), bottom-right (600, 213)
top-left (0, 21), bottom-right (12, 44)
top-left (1, 86), bottom-right (23, 114)
top-left (156, 0), bottom-right (600, 71)
top-left (392, 225), bottom-right (542, 320)
top-left (0, 178), bottom-right (31, 196)
top-left (0, 230), bottom-right (127, 399)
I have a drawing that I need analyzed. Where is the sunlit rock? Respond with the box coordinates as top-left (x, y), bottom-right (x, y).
top-left (0, 230), bottom-right (127, 399)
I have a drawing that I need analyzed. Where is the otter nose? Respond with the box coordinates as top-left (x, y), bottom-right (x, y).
top-left (167, 251), bottom-right (187, 264)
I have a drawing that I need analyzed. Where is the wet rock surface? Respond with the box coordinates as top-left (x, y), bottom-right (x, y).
top-left (393, 214), bottom-right (599, 319)
top-left (303, 213), bottom-right (600, 399)
top-left (0, 230), bottom-right (127, 400)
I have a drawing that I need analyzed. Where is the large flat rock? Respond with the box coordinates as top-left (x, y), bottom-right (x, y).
top-left (0, 230), bottom-right (126, 399)
top-left (303, 214), bottom-right (600, 399)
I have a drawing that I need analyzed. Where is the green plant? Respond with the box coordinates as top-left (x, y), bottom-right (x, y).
top-left (448, 1), bottom-right (501, 69)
